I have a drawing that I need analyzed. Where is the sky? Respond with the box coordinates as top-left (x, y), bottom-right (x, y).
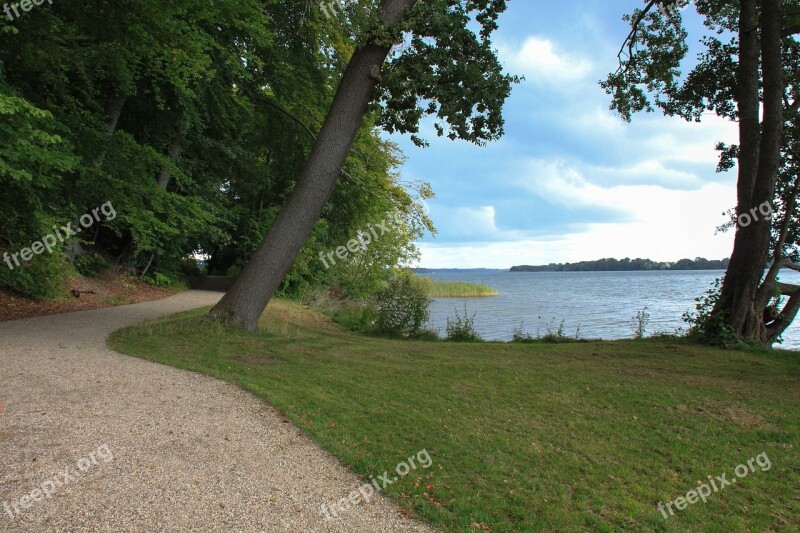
top-left (389, 0), bottom-right (740, 269)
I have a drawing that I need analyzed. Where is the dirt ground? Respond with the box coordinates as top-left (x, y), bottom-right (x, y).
top-left (0, 270), bottom-right (181, 323)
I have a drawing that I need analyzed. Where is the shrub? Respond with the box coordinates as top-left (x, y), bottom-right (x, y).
top-left (446, 303), bottom-right (482, 342)
top-left (512, 322), bottom-right (536, 343)
top-left (0, 251), bottom-right (68, 299)
top-left (536, 317), bottom-right (586, 344)
top-left (632, 306), bottom-right (650, 339)
top-left (332, 304), bottom-right (379, 334)
top-left (74, 253), bottom-right (111, 277)
top-left (143, 272), bottom-right (176, 287)
top-left (182, 257), bottom-right (205, 278)
top-left (374, 275), bottom-right (431, 338)
top-left (683, 277), bottom-right (739, 347)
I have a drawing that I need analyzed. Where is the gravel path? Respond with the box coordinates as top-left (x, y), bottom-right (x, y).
top-left (0, 291), bottom-right (438, 532)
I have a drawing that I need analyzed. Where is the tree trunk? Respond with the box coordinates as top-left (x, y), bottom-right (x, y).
top-left (156, 117), bottom-right (190, 189)
top-left (93, 93), bottom-right (126, 168)
top-left (103, 95), bottom-right (126, 136)
top-left (207, 0), bottom-right (418, 332)
top-left (714, 0), bottom-right (784, 345)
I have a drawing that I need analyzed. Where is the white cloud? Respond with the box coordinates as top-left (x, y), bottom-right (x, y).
top-left (418, 161), bottom-right (737, 268)
top-left (432, 205), bottom-right (501, 239)
top-left (499, 36), bottom-right (592, 84)
top-left (514, 158), bottom-right (703, 206)
top-left (589, 160), bottom-right (701, 188)
top-left (398, 20), bottom-right (742, 269)
top-left (572, 108), bottom-right (738, 168)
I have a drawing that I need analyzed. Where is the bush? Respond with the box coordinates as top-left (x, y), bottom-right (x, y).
top-left (632, 306), bottom-right (650, 339)
top-left (182, 257), bottom-right (205, 277)
top-left (180, 257), bottom-right (205, 287)
top-left (143, 272), bottom-right (176, 287)
top-left (536, 317), bottom-right (586, 344)
top-left (683, 277), bottom-right (739, 347)
top-left (446, 303), bottom-right (482, 342)
top-left (512, 322), bottom-right (536, 343)
top-left (374, 275), bottom-right (431, 338)
top-left (74, 253), bottom-right (111, 277)
top-left (0, 251), bottom-right (68, 299)
top-left (331, 304), bottom-right (379, 334)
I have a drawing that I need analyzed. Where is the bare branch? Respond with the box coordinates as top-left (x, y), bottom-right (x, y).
top-left (779, 260), bottom-right (800, 271)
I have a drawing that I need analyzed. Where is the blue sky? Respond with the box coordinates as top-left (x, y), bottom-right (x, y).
top-left (389, 0), bottom-right (739, 269)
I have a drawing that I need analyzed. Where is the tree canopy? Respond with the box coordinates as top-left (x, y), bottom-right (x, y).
top-left (0, 0), bottom-right (452, 300)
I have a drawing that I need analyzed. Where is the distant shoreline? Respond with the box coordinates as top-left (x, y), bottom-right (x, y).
top-left (509, 257), bottom-right (729, 273)
top-left (507, 268), bottom-right (728, 273)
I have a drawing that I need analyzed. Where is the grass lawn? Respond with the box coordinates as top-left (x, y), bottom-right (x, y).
top-left (109, 300), bottom-right (800, 532)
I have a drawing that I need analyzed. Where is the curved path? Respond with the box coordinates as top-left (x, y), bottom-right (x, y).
top-left (0, 291), bottom-right (437, 532)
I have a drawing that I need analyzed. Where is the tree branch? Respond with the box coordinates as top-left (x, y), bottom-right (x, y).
top-left (767, 285), bottom-right (800, 342)
top-left (758, 178), bottom-right (800, 307)
top-left (777, 282), bottom-right (800, 295)
top-left (782, 25), bottom-right (800, 38)
top-left (244, 87), bottom-right (319, 140)
top-left (617, 0), bottom-right (660, 69)
top-left (779, 260), bottom-right (800, 272)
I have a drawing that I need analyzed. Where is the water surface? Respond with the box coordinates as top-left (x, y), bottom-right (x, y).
top-left (423, 270), bottom-right (800, 349)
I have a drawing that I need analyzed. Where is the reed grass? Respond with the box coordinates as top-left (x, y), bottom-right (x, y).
top-left (411, 275), bottom-right (497, 297)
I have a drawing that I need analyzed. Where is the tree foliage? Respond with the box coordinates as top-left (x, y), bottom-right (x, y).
top-left (0, 0), bottom-right (433, 298)
top-left (603, 0), bottom-right (800, 345)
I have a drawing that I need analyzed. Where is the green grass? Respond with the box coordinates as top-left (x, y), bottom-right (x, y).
top-left (411, 276), bottom-right (498, 297)
top-left (109, 300), bottom-right (800, 532)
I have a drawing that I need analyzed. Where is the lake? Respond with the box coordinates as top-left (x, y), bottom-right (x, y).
top-left (423, 269), bottom-right (800, 350)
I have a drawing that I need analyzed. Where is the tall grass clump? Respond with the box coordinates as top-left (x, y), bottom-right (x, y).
top-left (446, 303), bottom-right (482, 342)
top-left (411, 275), bottom-right (497, 298)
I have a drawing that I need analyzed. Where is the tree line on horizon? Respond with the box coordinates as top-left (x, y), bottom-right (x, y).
top-left (510, 257), bottom-right (731, 272)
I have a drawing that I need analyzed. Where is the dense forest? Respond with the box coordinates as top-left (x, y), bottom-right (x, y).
top-left (510, 257), bottom-right (730, 272)
top-left (0, 0), bottom-right (437, 301)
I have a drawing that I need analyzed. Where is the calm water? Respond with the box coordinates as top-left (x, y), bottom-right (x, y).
top-left (424, 270), bottom-right (800, 350)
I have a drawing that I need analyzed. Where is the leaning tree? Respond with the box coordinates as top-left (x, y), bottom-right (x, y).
top-left (208, 0), bottom-right (517, 331)
top-left (603, 0), bottom-right (800, 345)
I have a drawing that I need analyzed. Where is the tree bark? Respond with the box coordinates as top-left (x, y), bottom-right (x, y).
top-left (767, 283), bottom-right (800, 343)
top-left (93, 93), bottom-right (126, 168)
top-left (156, 117), bottom-right (190, 190)
top-left (103, 95), bottom-right (126, 136)
top-left (715, 0), bottom-right (784, 345)
top-left (208, 0), bottom-right (418, 331)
